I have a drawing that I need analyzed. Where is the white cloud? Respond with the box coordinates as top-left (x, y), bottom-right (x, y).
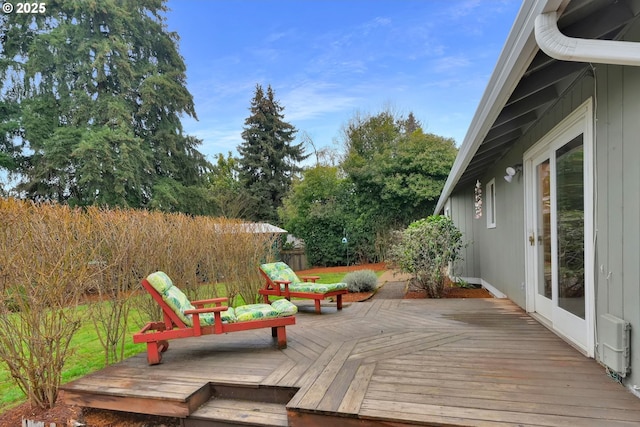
top-left (433, 55), bottom-right (471, 73)
top-left (192, 126), bottom-right (244, 159)
top-left (447, 0), bottom-right (482, 19)
top-left (281, 81), bottom-right (360, 121)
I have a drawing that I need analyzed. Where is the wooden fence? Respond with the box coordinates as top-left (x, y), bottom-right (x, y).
top-left (280, 249), bottom-right (307, 271)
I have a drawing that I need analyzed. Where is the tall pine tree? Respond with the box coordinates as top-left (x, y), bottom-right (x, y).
top-left (238, 84), bottom-right (307, 222)
top-left (0, 0), bottom-right (212, 210)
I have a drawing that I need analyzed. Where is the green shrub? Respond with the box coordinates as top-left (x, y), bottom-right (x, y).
top-left (390, 215), bottom-right (464, 298)
top-left (343, 269), bottom-right (378, 293)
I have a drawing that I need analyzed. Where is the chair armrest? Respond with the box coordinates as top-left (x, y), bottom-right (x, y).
top-left (275, 280), bottom-right (291, 297)
top-left (184, 305), bottom-right (228, 315)
top-left (191, 297), bottom-right (228, 308)
top-left (275, 280), bottom-right (291, 289)
top-left (186, 306), bottom-right (228, 336)
top-left (300, 276), bottom-right (320, 283)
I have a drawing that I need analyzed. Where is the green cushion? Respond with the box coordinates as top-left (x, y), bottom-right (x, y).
top-left (147, 271), bottom-right (173, 294)
top-left (163, 286), bottom-right (196, 326)
top-left (260, 262), bottom-right (347, 294)
top-left (199, 307), bottom-right (237, 325)
top-left (270, 298), bottom-right (298, 316)
top-left (146, 271), bottom-right (236, 326)
top-left (235, 304), bottom-right (279, 322)
top-left (261, 262), bottom-right (300, 284)
top-left (289, 282), bottom-right (348, 294)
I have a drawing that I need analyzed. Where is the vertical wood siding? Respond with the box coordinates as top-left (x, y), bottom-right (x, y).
top-left (449, 188), bottom-right (480, 278)
top-left (594, 59), bottom-right (640, 385)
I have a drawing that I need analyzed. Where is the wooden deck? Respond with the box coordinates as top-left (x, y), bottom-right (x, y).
top-left (62, 298), bottom-right (640, 426)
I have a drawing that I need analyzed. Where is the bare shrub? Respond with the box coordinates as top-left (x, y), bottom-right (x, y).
top-left (0, 199), bottom-right (101, 409)
top-left (203, 220), bottom-right (279, 305)
top-left (0, 199), bottom-right (282, 409)
top-left (84, 207), bottom-right (143, 365)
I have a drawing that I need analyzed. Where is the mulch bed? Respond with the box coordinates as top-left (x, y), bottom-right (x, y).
top-left (0, 391), bottom-right (180, 427)
top-left (405, 286), bottom-right (492, 299)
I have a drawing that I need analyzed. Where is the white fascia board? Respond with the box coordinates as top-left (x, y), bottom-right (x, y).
top-left (434, 0), bottom-right (563, 214)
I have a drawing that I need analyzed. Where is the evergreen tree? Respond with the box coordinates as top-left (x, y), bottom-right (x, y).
top-left (0, 0), bottom-right (212, 209)
top-left (238, 84), bottom-right (307, 222)
top-left (401, 112), bottom-right (421, 134)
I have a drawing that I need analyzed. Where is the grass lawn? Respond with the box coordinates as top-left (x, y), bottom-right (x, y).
top-left (0, 270), bottom-right (381, 412)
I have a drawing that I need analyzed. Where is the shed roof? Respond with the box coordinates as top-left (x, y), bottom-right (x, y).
top-left (212, 222), bottom-right (287, 234)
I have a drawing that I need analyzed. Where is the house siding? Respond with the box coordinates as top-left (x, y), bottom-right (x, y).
top-left (594, 58), bottom-right (640, 384)
top-left (450, 74), bottom-right (594, 307)
top-left (448, 52), bottom-right (640, 387)
top-left (449, 188), bottom-right (481, 279)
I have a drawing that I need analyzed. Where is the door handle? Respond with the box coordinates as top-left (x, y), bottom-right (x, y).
top-left (529, 233), bottom-right (535, 246)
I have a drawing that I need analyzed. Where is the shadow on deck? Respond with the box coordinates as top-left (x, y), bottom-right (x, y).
top-left (62, 298), bottom-right (640, 426)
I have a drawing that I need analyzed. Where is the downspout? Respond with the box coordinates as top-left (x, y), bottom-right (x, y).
top-left (535, 11), bottom-right (640, 66)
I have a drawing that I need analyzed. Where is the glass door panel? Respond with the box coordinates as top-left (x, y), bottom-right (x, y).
top-left (536, 159), bottom-right (552, 301)
top-left (555, 135), bottom-right (585, 319)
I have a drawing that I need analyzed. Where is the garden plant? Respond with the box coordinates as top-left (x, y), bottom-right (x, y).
top-left (343, 269), bottom-right (378, 293)
top-left (390, 215), bottom-right (464, 298)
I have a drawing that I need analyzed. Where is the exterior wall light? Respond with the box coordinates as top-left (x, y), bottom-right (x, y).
top-left (504, 165), bottom-right (522, 183)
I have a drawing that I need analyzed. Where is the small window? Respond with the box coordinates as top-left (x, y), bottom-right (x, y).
top-left (486, 178), bottom-right (496, 228)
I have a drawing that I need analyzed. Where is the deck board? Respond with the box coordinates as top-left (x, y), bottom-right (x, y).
top-left (189, 399), bottom-right (288, 426)
top-left (61, 298), bottom-right (640, 426)
top-left (337, 362), bottom-right (375, 414)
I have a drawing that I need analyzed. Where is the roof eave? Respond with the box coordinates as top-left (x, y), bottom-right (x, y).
top-left (434, 0), bottom-right (563, 213)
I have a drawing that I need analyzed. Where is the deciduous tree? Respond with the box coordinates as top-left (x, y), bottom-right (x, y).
top-left (280, 165), bottom-right (357, 266)
top-left (341, 110), bottom-right (457, 259)
top-left (206, 152), bottom-right (256, 218)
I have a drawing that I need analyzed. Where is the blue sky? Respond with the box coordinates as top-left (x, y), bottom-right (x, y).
top-left (164, 0), bottom-right (522, 162)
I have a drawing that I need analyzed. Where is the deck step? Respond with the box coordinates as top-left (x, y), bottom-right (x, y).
top-left (184, 398), bottom-right (288, 426)
top-left (183, 384), bottom-right (298, 427)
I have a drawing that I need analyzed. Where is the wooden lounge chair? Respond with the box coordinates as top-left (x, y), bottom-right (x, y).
top-left (259, 262), bottom-right (348, 314)
top-left (133, 271), bottom-right (297, 365)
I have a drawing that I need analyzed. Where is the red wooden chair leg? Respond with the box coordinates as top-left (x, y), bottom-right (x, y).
top-left (275, 326), bottom-right (287, 349)
top-left (263, 295), bottom-right (270, 303)
top-left (314, 299), bottom-right (321, 314)
top-left (336, 294), bottom-right (343, 310)
top-left (146, 341), bottom-right (162, 365)
top-left (158, 340), bottom-right (169, 352)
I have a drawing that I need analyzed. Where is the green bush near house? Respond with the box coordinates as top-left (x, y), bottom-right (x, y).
top-left (390, 215), bottom-right (464, 298)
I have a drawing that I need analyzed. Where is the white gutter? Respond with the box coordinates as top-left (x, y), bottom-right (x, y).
top-left (535, 11), bottom-right (640, 66)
